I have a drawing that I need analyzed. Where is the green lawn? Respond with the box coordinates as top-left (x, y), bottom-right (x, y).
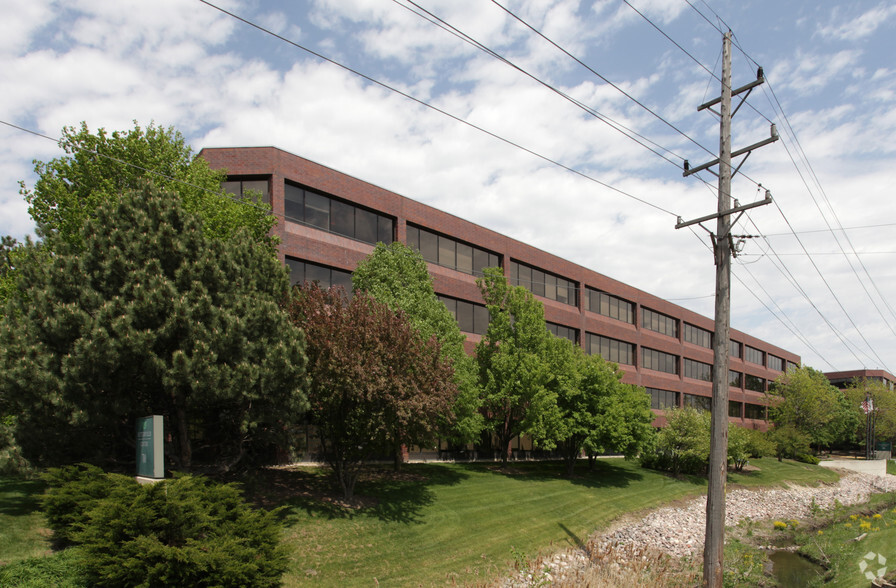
top-left (0, 458), bottom-right (845, 587)
top-left (0, 478), bottom-right (50, 564)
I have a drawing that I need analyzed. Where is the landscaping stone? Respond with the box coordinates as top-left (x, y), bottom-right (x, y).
top-left (503, 469), bottom-right (896, 586)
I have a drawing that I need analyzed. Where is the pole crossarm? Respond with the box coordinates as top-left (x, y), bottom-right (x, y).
top-left (683, 125), bottom-right (778, 178)
top-left (674, 192), bottom-right (773, 230)
top-left (697, 69), bottom-right (764, 113)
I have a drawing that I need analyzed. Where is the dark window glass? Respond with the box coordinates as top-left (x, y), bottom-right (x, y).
top-left (438, 295), bottom-right (488, 335)
top-left (729, 370), bottom-right (742, 388)
top-left (438, 235), bottom-right (456, 269)
top-left (222, 181), bottom-right (240, 197)
top-left (457, 301), bottom-right (474, 333)
top-left (355, 208), bottom-right (378, 244)
top-left (729, 401), bottom-right (743, 418)
top-left (456, 243), bottom-right (473, 274)
top-left (304, 191), bottom-right (329, 230)
top-left (406, 225), bottom-right (420, 251)
top-left (544, 274), bottom-right (556, 301)
top-left (473, 249), bottom-right (490, 276)
top-left (684, 393), bottom-right (711, 411)
top-left (646, 388), bottom-right (678, 410)
top-left (745, 374), bottom-right (766, 392)
top-left (642, 308), bottom-right (678, 338)
top-left (378, 216), bottom-right (393, 244)
top-left (642, 348), bottom-right (678, 374)
top-left (684, 358), bottom-right (712, 381)
top-left (305, 262), bottom-right (331, 287)
top-left (586, 333), bottom-right (634, 365)
top-left (330, 199), bottom-right (354, 237)
top-left (768, 355), bottom-right (784, 372)
top-left (745, 403), bottom-right (767, 420)
top-left (474, 305), bottom-right (489, 334)
top-left (284, 184), bottom-right (304, 223)
top-left (547, 322), bottom-right (577, 343)
top-left (286, 258), bottom-right (352, 294)
top-left (730, 340), bottom-right (741, 359)
top-left (684, 324), bottom-right (712, 348)
top-left (419, 230), bottom-right (438, 263)
top-left (518, 264), bottom-right (532, 290)
top-left (241, 180), bottom-right (269, 204)
top-left (531, 269), bottom-right (545, 297)
top-left (745, 346), bottom-right (765, 365)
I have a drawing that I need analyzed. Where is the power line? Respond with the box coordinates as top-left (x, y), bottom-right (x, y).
top-left (196, 0), bottom-right (681, 218)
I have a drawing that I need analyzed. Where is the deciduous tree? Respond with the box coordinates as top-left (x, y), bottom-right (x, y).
top-left (21, 121), bottom-right (276, 252)
top-left (475, 267), bottom-right (550, 464)
top-left (288, 283), bottom-right (457, 500)
top-left (0, 184), bottom-right (307, 470)
top-left (352, 242), bottom-right (483, 457)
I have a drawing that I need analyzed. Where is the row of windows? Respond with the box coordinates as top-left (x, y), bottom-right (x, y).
top-left (509, 261), bottom-right (578, 307)
top-left (642, 308), bottom-right (678, 338)
top-left (745, 374), bottom-right (767, 393)
top-left (547, 322), bottom-right (578, 343)
top-left (745, 345), bottom-right (765, 365)
top-left (284, 182), bottom-right (394, 246)
top-left (684, 393), bottom-right (711, 411)
top-left (586, 333), bottom-right (635, 366)
top-left (647, 388), bottom-right (679, 410)
top-left (642, 347), bottom-right (678, 374)
top-left (438, 295), bottom-right (489, 335)
top-left (730, 370), bottom-right (742, 387)
top-left (406, 225), bottom-right (499, 277)
top-left (584, 288), bottom-right (635, 324)
top-left (222, 179), bottom-right (270, 204)
top-left (730, 340), bottom-right (741, 359)
top-left (286, 258), bottom-right (353, 292)
top-left (767, 354), bottom-right (784, 372)
top-left (684, 323), bottom-right (712, 348)
top-left (684, 358), bottom-right (712, 382)
top-left (646, 390), bottom-right (768, 420)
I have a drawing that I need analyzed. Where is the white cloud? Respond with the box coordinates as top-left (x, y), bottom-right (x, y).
top-left (817, 3), bottom-right (896, 41)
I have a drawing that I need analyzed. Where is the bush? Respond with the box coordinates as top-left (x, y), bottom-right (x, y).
top-left (73, 473), bottom-right (288, 587)
top-left (641, 407), bottom-right (710, 476)
top-left (0, 415), bottom-right (33, 477)
top-left (770, 425), bottom-right (812, 461)
top-left (0, 548), bottom-right (87, 588)
top-left (796, 454), bottom-right (820, 465)
top-left (41, 464), bottom-right (138, 546)
top-left (744, 428), bottom-right (775, 458)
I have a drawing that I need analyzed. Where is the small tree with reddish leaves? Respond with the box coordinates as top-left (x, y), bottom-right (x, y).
top-left (288, 283), bottom-right (457, 500)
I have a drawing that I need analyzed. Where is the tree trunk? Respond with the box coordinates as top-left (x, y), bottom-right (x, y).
top-left (174, 397), bottom-right (192, 472)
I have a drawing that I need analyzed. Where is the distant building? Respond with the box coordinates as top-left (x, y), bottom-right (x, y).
top-left (200, 146), bottom-right (800, 437)
top-left (825, 369), bottom-right (896, 390)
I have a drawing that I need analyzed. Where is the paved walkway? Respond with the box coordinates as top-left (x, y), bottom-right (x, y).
top-left (819, 457), bottom-right (888, 476)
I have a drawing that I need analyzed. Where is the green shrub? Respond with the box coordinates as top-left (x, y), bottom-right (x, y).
top-left (796, 454), bottom-right (820, 465)
top-left (74, 473), bottom-right (288, 588)
top-left (770, 425), bottom-right (812, 461)
top-left (0, 415), bottom-right (33, 477)
top-left (744, 428), bottom-right (775, 458)
top-left (41, 464), bottom-right (138, 545)
top-left (641, 407), bottom-right (710, 476)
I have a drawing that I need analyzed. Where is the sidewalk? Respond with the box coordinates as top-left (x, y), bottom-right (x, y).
top-left (818, 457), bottom-right (888, 476)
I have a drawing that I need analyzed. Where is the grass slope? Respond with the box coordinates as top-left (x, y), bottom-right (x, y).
top-left (0, 458), bottom-right (842, 587)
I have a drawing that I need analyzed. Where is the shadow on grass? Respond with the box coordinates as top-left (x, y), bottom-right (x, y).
top-left (0, 477), bottom-right (45, 517)
top-left (240, 462), bottom-right (469, 525)
top-left (462, 459), bottom-right (645, 489)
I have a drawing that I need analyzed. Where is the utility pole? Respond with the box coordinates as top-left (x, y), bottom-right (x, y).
top-left (677, 31), bottom-right (777, 588)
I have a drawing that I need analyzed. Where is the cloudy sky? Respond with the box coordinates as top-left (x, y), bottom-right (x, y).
top-left (2, 0), bottom-right (894, 373)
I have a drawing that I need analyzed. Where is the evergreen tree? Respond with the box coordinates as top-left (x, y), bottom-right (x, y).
top-left (0, 184), bottom-right (307, 470)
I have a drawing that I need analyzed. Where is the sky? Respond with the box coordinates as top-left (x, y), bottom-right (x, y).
top-left (1, 0), bottom-right (895, 374)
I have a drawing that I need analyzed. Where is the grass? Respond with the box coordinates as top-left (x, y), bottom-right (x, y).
top-left (0, 478), bottom-right (51, 564)
top-left (0, 457), bottom-right (847, 587)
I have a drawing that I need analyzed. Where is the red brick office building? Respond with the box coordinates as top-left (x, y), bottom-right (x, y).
top-left (200, 146), bottom-right (800, 432)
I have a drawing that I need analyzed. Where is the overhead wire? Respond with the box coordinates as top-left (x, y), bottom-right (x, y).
top-left (196, 0), bottom-right (681, 218)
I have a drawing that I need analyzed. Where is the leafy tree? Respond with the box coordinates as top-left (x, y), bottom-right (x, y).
top-left (844, 378), bottom-right (896, 445)
top-left (351, 242), bottom-right (484, 457)
top-left (770, 424), bottom-right (813, 462)
top-left (528, 337), bottom-right (655, 476)
top-left (21, 121), bottom-right (276, 252)
top-left (769, 366), bottom-right (856, 452)
top-left (475, 267), bottom-right (551, 464)
top-left (288, 283), bottom-right (457, 500)
top-left (0, 184), bottom-right (307, 470)
top-left (642, 407), bottom-right (711, 476)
